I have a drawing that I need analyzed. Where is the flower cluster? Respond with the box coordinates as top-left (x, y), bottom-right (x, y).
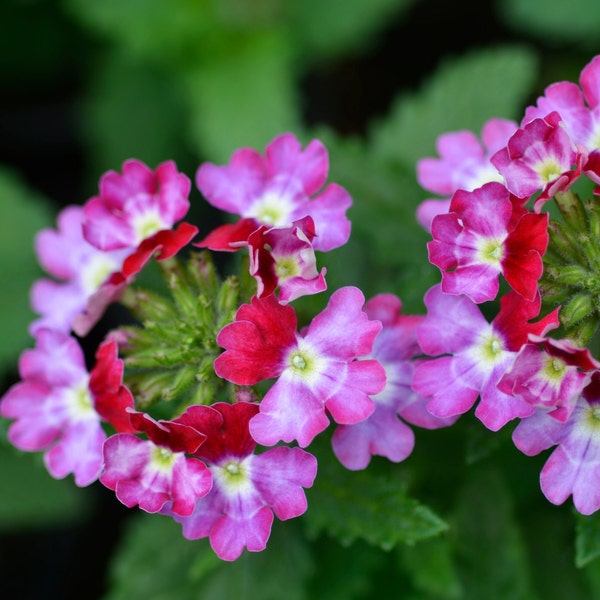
top-left (1, 133), bottom-right (451, 562)
top-left (416, 54), bottom-right (600, 514)
top-left (7, 54), bottom-right (600, 565)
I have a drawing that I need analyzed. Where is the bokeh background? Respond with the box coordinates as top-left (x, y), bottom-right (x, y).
top-left (3, 1), bottom-right (600, 599)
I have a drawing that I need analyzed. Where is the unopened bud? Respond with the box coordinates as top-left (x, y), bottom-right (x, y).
top-left (560, 292), bottom-right (595, 327)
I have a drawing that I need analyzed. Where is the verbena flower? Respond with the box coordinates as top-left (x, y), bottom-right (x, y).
top-left (412, 284), bottom-right (559, 431)
top-left (0, 329), bottom-right (105, 486)
top-left (490, 111), bottom-right (583, 212)
top-left (195, 132), bottom-right (352, 252)
top-left (82, 158), bottom-right (191, 251)
top-left (428, 182), bottom-right (548, 303)
top-left (214, 287), bottom-right (386, 447)
top-left (331, 293), bottom-right (457, 470)
top-left (168, 402), bottom-right (317, 561)
top-left (512, 372), bottom-right (600, 514)
top-left (416, 117), bottom-right (517, 230)
top-left (247, 215), bottom-right (327, 303)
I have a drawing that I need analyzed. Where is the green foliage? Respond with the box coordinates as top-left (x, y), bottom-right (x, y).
top-left (105, 514), bottom-right (315, 600)
top-left (303, 438), bottom-right (447, 549)
top-left (284, 0), bottom-right (415, 62)
top-left (450, 469), bottom-right (539, 600)
top-left (498, 0), bottom-right (600, 45)
top-left (183, 29), bottom-right (301, 163)
top-left (370, 45), bottom-right (539, 167)
top-left (0, 445), bottom-right (90, 530)
top-left (0, 167), bottom-right (52, 367)
top-left (575, 511), bottom-right (600, 567)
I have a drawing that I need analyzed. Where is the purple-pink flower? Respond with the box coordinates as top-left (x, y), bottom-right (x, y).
top-left (83, 159), bottom-right (191, 251)
top-left (168, 402), bottom-right (317, 561)
top-left (195, 132), bottom-right (352, 252)
top-left (331, 293), bottom-right (457, 471)
top-left (412, 284), bottom-right (560, 431)
top-left (247, 216), bottom-right (327, 304)
top-left (214, 287), bottom-right (386, 447)
top-left (0, 329), bottom-right (106, 486)
top-left (416, 118), bottom-right (517, 230)
top-left (428, 182), bottom-right (549, 303)
top-left (498, 335), bottom-right (600, 422)
top-left (512, 372), bottom-right (600, 515)
top-left (490, 111), bottom-right (583, 212)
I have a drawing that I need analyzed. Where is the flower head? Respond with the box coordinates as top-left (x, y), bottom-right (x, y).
top-left (196, 133), bottom-right (352, 252)
top-left (168, 402), bottom-right (317, 561)
top-left (214, 287), bottom-right (386, 447)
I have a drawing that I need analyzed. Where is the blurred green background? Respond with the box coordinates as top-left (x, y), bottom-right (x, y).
top-left (3, 0), bottom-right (600, 599)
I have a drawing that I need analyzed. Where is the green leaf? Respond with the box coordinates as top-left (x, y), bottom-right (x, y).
top-left (399, 536), bottom-right (463, 599)
top-left (0, 167), bottom-right (53, 367)
top-left (105, 514), bottom-right (314, 600)
top-left (370, 45), bottom-right (539, 168)
top-left (575, 510), bottom-right (600, 568)
top-left (183, 29), bottom-right (301, 163)
top-left (303, 443), bottom-right (447, 550)
top-left (0, 444), bottom-right (90, 530)
top-left (284, 0), bottom-right (415, 62)
top-left (498, 0), bottom-right (600, 46)
top-left (450, 468), bottom-right (539, 600)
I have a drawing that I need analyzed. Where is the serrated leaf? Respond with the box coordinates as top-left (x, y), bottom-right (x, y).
top-left (370, 45), bottom-right (539, 168)
top-left (0, 167), bottom-right (53, 367)
top-left (183, 29), bottom-right (301, 163)
top-left (575, 510), bottom-right (600, 568)
top-left (0, 444), bottom-right (90, 529)
top-left (304, 450), bottom-right (447, 549)
top-left (285, 0), bottom-right (415, 62)
top-left (451, 468), bottom-right (539, 600)
top-left (105, 513), bottom-right (314, 600)
top-left (498, 0), bottom-right (600, 45)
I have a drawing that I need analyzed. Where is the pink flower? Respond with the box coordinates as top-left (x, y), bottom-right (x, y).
top-left (195, 133), bottom-right (352, 252)
top-left (214, 287), bottom-right (386, 447)
top-left (523, 55), bottom-right (600, 153)
top-left (412, 285), bottom-right (560, 431)
top-left (83, 159), bottom-right (191, 251)
top-left (416, 118), bottom-right (517, 230)
top-left (100, 408), bottom-right (212, 517)
top-left (30, 205), bottom-right (129, 335)
top-left (0, 329), bottom-right (106, 486)
top-left (498, 335), bottom-right (600, 422)
top-left (247, 216), bottom-right (327, 304)
top-left (168, 402), bottom-right (318, 561)
top-left (428, 182), bottom-right (548, 303)
top-left (331, 293), bottom-right (457, 471)
top-left (512, 372), bottom-right (600, 515)
top-left (490, 112), bottom-right (583, 212)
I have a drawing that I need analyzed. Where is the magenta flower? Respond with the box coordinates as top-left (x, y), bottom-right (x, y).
top-left (416, 118), bottom-right (517, 230)
top-left (428, 182), bottom-right (549, 303)
top-left (247, 216), bottom-right (327, 304)
top-left (83, 159), bottom-right (191, 251)
top-left (512, 372), bottom-right (600, 515)
top-left (100, 408), bottom-right (212, 517)
top-left (523, 55), bottom-right (600, 153)
top-left (412, 285), bottom-right (560, 431)
top-left (498, 335), bottom-right (600, 422)
top-left (331, 293), bottom-right (457, 471)
top-left (214, 287), bottom-right (386, 447)
top-left (490, 112), bottom-right (583, 212)
top-left (195, 132), bottom-right (352, 252)
top-left (30, 205), bottom-right (129, 335)
top-left (168, 402), bottom-right (318, 561)
top-left (0, 329), bottom-right (106, 486)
